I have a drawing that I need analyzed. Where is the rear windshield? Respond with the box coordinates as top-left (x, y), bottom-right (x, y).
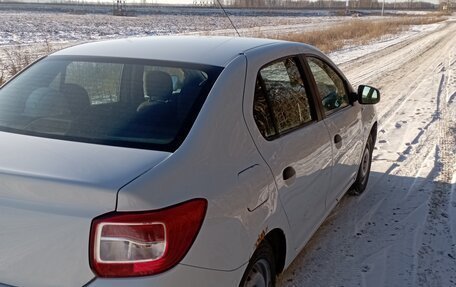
top-left (0, 56), bottom-right (222, 151)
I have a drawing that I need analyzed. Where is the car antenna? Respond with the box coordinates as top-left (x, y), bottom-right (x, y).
top-left (215, 0), bottom-right (241, 37)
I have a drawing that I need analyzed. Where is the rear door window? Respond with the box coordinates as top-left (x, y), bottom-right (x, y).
top-left (253, 57), bottom-right (314, 139)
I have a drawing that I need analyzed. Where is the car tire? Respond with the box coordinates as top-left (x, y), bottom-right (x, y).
top-left (239, 240), bottom-right (276, 287)
top-left (349, 135), bottom-right (374, 196)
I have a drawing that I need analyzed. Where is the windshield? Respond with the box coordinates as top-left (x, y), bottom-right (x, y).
top-left (0, 56), bottom-right (222, 151)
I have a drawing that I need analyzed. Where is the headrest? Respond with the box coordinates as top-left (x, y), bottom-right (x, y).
top-left (145, 71), bottom-right (173, 102)
top-left (24, 87), bottom-right (70, 117)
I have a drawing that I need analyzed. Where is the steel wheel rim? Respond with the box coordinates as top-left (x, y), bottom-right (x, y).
top-left (360, 146), bottom-right (370, 181)
top-left (244, 259), bottom-right (272, 287)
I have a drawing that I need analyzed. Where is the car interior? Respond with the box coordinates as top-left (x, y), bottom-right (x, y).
top-left (0, 58), bottom-right (218, 149)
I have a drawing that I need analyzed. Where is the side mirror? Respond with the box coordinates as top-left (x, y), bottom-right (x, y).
top-left (358, 85), bottom-right (380, 105)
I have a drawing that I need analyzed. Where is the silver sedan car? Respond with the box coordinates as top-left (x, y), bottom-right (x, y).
top-left (0, 36), bottom-right (379, 287)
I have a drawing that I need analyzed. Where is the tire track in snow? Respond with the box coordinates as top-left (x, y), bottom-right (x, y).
top-left (357, 45), bottom-right (447, 287)
top-left (340, 21), bottom-right (449, 86)
top-left (359, 27), bottom-right (456, 287)
top-left (415, 49), bottom-right (456, 287)
top-left (366, 28), bottom-right (451, 181)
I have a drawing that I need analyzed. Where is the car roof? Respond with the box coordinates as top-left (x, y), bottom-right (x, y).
top-left (51, 36), bottom-right (307, 67)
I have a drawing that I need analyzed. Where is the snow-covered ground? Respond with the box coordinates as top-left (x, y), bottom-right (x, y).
top-left (329, 22), bottom-right (445, 65)
top-left (0, 7), bottom-right (390, 79)
top-left (0, 8), bottom-right (344, 45)
top-left (0, 6), bottom-right (363, 74)
top-left (277, 16), bottom-right (456, 287)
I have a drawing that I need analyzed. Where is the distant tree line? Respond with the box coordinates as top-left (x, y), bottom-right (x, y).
top-left (439, 0), bottom-right (455, 10)
top-left (200, 0), bottom-right (437, 9)
top-left (214, 0), bottom-right (438, 9)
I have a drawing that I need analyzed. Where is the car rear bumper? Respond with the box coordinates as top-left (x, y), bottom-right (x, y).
top-left (86, 263), bottom-right (246, 287)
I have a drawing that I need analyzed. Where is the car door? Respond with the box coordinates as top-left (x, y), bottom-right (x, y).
top-left (244, 56), bottom-right (333, 250)
top-left (304, 56), bottom-right (364, 205)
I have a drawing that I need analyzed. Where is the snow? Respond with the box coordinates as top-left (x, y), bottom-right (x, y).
top-left (0, 4), bottom-right (455, 285)
top-left (0, 6), bottom-right (383, 78)
top-left (0, 7), bottom-right (342, 46)
top-left (329, 22), bottom-right (445, 65)
top-left (0, 6), bottom-right (356, 72)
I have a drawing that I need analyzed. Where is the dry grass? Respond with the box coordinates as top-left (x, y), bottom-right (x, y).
top-left (0, 40), bottom-right (54, 86)
top-left (275, 16), bottom-right (446, 53)
top-left (1, 46), bottom-right (34, 78)
top-left (0, 61), bottom-right (5, 86)
top-left (1, 47), bottom-right (34, 86)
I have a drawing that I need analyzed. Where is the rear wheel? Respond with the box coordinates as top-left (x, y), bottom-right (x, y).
top-left (349, 135), bottom-right (374, 196)
top-left (240, 241), bottom-right (276, 287)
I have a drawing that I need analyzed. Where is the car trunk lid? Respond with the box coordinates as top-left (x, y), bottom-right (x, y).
top-left (0, 132), bottom-right (170, 287)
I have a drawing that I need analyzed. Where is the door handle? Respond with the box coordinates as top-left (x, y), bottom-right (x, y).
top-left (334, 134), bottom-right (342, 144)
top-left (283, 166), bottom-right (296, 181)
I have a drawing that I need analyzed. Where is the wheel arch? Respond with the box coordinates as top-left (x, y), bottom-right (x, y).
top-left (370, 121), bottom-right (378, 145)
top-left (265, 228), bottom-right (286, 274)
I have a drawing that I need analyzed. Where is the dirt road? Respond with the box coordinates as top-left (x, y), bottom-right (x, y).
top-left (278, 18), bottom-right (456, 287)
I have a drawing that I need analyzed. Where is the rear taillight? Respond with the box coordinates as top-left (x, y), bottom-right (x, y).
top-left (90, 199), bottom-right (207, 277)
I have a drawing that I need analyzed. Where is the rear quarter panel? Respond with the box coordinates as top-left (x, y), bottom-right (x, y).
top-left (116, 55), bottom-right (288, 273)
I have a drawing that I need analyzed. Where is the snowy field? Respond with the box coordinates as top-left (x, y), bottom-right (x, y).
top-left (0, 4), bottom-right (455, 286)
top-left (0, 4), bottom-right (345, 46)
top-left (0, 5), bottom-right (359, 68)
top-left (0, 5), bottom-right (433, 79)
top-left (0, 5), bottom-right (389, 79)
top-left (0, 4), bottom-right (428, 47)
